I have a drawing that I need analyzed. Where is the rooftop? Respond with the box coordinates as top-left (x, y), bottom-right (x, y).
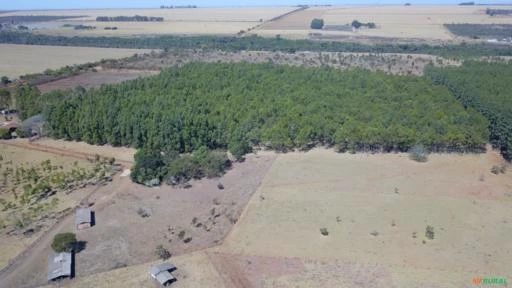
top-left (47, 252), bottom-right (72, 281)
top-left (76, 208), bottom-right (92, 226)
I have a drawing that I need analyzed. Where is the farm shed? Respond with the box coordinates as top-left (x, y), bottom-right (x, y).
top-left (47, 252), bottom-right (73, 281)
top-left (150, 262), bottom-right (177, 286)
top-left (76, 208), bottom-right (92, 230)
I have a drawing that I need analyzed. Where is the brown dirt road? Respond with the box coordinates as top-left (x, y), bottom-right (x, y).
top-left (0, 140), bottom-right (133, 168)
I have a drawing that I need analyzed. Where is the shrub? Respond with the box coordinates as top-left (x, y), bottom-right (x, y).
top-left (425, 225), bottom-right (435, 240)
top-left (310, 18), bottom-right (324, 29)
top-left (51, 232), bottom-right (76, 252)
top-left (409, 145), bottom-right (429, 162)
top-left (0, 128), bottom-right (11, 140)
top-left (320, 227), bottom-right (329, 236)
top-left (491, 165), bottom-right (501, 174)
top-left (154, 244), bottom-right (171, 260)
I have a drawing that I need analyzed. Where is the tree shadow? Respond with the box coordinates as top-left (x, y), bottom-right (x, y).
top-left (73, 241), bottom-right (87, 253)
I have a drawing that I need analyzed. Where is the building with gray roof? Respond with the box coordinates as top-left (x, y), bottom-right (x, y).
top-left (47, 252), bottom-right (72, 281)
top-left (150, 262), bottom-right (176, 286)
top-left (76, 208), bottom-right (92, 230)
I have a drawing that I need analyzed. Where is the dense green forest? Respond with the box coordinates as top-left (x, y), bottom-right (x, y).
top-left (1, 31), bottom-right (511, 58)
top-left (425, 61), bottom-right (512, 160)
top-left (19, 63), bottom-right (488, 155)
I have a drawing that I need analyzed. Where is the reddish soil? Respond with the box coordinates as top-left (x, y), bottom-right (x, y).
top-left (37, 69), bottom-right (159, 93)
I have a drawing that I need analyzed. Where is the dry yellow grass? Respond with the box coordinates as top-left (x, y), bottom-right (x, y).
top-left (256, 5), bottom-right (512, 41)
top-left (2, 7), bottom-right (295, 36)
top-left (217, 148), bottom-right (512, 286)
top-left (40, 251), bottom-right (225, 288)
top-left (0, 44), bottom-right (152, 79)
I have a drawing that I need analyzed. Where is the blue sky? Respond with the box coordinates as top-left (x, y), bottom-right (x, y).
top-left (3, 1), bottom-right (511, 10)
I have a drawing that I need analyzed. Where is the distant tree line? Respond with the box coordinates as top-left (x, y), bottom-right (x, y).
top-left (96, 15), bottom-right (164, 22)
top-left (351, 20), bottom-right (376, 29)
top-left (444, 24), bottom-right (512, 39)
top-left (0, 15), bottom-right (85, 24)
top-left (1, 31), bottom-right (511, 58)
top-left (160, 5), bottom-right (197, 9)
top-left (426, 61), bottom-right (512, 160)
top-left (458, 2), bottom-right (475, 5)
top-left (486, 9), bottom-right (512, 16)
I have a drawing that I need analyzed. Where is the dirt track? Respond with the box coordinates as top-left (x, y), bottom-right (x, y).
top-left (1, 140), bottom-right (134, 168)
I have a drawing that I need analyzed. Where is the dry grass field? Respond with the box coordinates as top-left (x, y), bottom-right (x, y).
top-left (256, 5), bottom-right (512, 41)
top-left (216, 148), bottom-right (512, 287)
top-left (1, 7), bottom-right (295, 36)
top-left (41, 148), bottom-right (512, 288)
top-left (0, 44), bottom-right (151, 79)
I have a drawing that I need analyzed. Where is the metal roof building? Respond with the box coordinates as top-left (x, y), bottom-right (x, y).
top-left (150, 262), bottom-right (176, 286)
top-left (47, 252), bottom-right (72, 281)
top-left (76, 208), bottom-right (92, 230)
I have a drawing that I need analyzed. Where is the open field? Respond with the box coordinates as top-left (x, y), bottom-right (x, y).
top-left (0, 44), bottom-right (151, 79)
top-left (37, 148), bottom-right (512, 288)
top-left (215, 148), bottom-right (512, 286)
top-left (0, 7), bottom-right (296, 36)
top-left (37, 69), bottom-right (160, 93)
top-left (256, 5), bottom-right (512, 41)
top-left (0, 143), bottom-right (99, 271)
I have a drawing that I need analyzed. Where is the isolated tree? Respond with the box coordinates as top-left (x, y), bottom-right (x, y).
top-left (310, 18), bottom-right (324, 29)
top-left (51, 232), bottom-right (77, 252)
top-left (351, 20), bottom-right (363, 29)
top-left (1, 76), bottom-right (9, 85)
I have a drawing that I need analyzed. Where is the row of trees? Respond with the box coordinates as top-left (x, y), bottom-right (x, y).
top-left (17, 63), bottom-right (488, 162)
top-left (96, 15), bottom-right (164, 22)
top-left (1, 31), bottom-right (511, 58)
top-left (425, 61), bottom-right (512, 160)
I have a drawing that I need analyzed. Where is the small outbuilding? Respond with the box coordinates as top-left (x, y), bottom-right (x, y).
top-left (150, 262), bottom-right (177, 286)
top-left (47, 252), bottom-right (73, 281)
top-left (76, 208), bottom-right (92, 230)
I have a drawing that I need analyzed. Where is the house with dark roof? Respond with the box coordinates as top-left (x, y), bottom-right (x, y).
top-left (47, 252), bottom-right (72, 281)
top-left (150, 262), bottom-right (177, 286)
top-left (76, 208), bottom-right (92, 230)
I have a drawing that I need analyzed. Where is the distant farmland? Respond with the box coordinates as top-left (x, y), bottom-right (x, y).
top-left (0, 7), bottom-right (296, 36)
top-left (0, 44), bottom-right (151, 78)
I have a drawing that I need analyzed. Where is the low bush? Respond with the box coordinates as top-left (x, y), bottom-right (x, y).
top-left (409, 145), bottom-right (429, 162)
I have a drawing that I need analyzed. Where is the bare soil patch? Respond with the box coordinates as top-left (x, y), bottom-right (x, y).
top-left (1, 151), bottom-right (276, 288)
top-left (37, 69), bottom-right (160, 93)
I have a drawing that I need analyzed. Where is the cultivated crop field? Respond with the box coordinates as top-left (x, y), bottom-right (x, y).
top-left (0, 7), bottom-right (296, 36)
top-left (0, 44), bottom-right (151, 78)
top-left (257, 5), bottom-right (512, 41)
